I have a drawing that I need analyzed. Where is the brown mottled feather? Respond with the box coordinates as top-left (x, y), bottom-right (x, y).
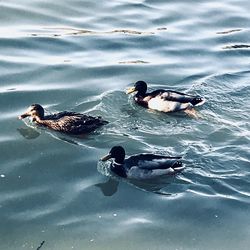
top-left (37, 112), bottom-right (108, 134)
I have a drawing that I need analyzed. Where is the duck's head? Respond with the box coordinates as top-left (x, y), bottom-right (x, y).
top-left (19, 104), bottom-right (44, 121)
top-left (126, 81), bottom-right (147, 96)
top-left (101, 146), bottom-right (126, 165)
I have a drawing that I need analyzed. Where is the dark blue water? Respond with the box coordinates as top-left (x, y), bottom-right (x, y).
top-left (0, 0), bottom-right (250, 249)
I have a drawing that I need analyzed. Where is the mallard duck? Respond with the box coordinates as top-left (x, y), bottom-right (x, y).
top-left (101, 146), bottom-right (184, 179)
top-left (126, 81), bottom-right (205, 115)
top-left (19, 104), bottom-right (108, 135)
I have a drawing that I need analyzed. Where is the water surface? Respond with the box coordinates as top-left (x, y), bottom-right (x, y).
top-left (0, 0), bottom-right (250, 249)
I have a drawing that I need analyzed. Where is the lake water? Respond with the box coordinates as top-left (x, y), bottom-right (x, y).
top-left (0, 0), bottom-right (250, 249)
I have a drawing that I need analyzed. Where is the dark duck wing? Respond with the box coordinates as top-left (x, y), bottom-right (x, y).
top-left (124, 154), bottom-right (184, 179)
top-left (126, 154), bottom-right (183, 171)
top-left (41, 113), bottom-right (108, 134)
top-left (149, 90), bottom-right (204, 105)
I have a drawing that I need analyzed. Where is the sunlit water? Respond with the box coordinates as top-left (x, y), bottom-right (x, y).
top-left (0, 0), bottom-right (250, 249)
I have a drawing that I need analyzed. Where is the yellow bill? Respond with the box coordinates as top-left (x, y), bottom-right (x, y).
top-left (126, 86), bottom-right (136, 94)
top-left (101, 154), bottom-right (112, 161)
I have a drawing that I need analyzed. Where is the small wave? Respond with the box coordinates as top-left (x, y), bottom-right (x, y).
top-left (25, 26), bottom-right (169, 38)
top-left (216, 28), bottom-right (242, 35)
top-left (222, 44), bottom-right (250, 49)
top-left (118, 60), bottom-right (149, 64)
top-left (29, 27), bottom-right (156, 37)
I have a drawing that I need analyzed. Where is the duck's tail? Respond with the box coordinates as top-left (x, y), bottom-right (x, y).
top-left (172, 160), bottom-right (185, 172)
top-left (191, 96), bottom-right (206, 106)
top-left (98, 116), bottom-right (109, 125)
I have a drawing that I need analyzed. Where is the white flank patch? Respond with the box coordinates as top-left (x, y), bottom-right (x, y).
top-left (148, 97), bottom-right (191, 112)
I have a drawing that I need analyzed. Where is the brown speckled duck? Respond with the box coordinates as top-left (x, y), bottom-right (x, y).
top-left (19, 104), bottom-right (108, 135)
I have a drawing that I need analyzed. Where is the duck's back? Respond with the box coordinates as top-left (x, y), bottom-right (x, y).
top-left (41, 112), bottom-right (107, 134)
top-left (45, 111), bottom-right (82, 120)
top-left (125, 154), bottom-right (182, 170)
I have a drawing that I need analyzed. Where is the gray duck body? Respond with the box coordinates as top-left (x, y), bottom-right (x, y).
top-left (101, 146), bottom-right (184, 180)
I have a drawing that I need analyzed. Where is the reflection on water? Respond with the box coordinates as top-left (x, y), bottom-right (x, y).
top-left (95, 178), bottom-right (119, 197)
top-left (17, 127), bottom-right (40, 139)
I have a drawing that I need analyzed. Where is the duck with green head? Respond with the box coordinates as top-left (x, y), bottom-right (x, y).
top-left (101, 146), bottom-right (184, 179)
top-left (126, 81), bottom-right (205, 117)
